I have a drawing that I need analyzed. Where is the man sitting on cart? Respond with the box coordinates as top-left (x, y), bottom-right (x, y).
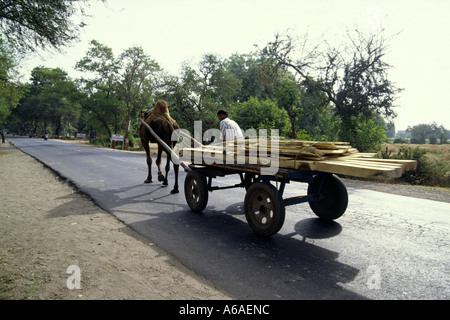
top-left (217, 109), bottom-right (243, 141)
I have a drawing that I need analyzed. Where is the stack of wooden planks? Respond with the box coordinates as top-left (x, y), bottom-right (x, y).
top-left (179, 139), bottom-right (417, 179)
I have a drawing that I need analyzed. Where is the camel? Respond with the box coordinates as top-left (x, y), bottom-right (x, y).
top-left (139, 100), bottom-right (180, 194)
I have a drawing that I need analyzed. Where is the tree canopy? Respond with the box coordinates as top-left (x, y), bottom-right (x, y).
top-left (0, 0), bottom-right (99, 132)
top-left (0, 0), bottom-right (96, 53)
top-left (260, 30), bottom-right (402, 150)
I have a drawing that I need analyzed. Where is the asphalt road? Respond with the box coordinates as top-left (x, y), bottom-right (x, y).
top-left (8, 136), bottom-right (450, 299)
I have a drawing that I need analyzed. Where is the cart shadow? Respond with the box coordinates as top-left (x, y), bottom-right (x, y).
top-left (51, 180), bottom-right (365, 299)
top-left (129, 207), bottom-right (364, 299)
top-left (222, 201), bottom-right (343, 240)
top-left (121, 200), bottom-right (364, 300)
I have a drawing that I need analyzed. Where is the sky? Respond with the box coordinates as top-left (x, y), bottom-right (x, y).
top-left (19, 0), bottom-right (450, 132)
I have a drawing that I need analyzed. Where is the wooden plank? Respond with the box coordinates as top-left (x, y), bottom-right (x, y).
top-left (333, 159), bottom-right (403, 177)
top-left (312, 160), bottom-right (400, 178)
top-left (344, 158), bottom-right (417, 172)
top-left (271, 157), bottom-right (401, 178)
top-left (336, 152), bottom-right (378, 159)
top-left (184, 155), bottom-right (406, 179)
top-left (178, 141), bottom-right (416, 179)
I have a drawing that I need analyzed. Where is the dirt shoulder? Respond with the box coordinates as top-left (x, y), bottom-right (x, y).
top-left (0, 140), bottom-right (231, 300)
top-left (342, 178), bottom-right (450, 203)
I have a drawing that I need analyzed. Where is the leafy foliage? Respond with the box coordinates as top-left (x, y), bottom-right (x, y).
top-left (407, 122), bottom-right (448, 144)
top-left (0, 0), bottom-right (94, 53)
top-left (259, 30), bottom-right (401, 151)
top-left (381, 145), bottom-right (450, 187)
top-left (231, 97), bottom-right (289, 132)
top-left (0, 0), bottom-right (99, 129)
top-left (0, 39), bottom-right (23, 124)
top-left (8, 66), bottom-right (80, 136)
top-left (273, 78), bottom-right (300, 138)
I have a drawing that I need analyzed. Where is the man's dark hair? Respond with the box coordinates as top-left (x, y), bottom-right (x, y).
top-left (217, 110), bottom-right (228, 116)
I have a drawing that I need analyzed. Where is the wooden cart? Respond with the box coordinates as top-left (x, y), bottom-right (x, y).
top-left (184, 163), bottom-right (352, 236)
top-left (180, 141), bottom-right (417, 237)
top-left (139, 119), bottom-right (416, 237)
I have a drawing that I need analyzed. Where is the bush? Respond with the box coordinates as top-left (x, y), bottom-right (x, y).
top-left (427, 161), bottom-right (450, 187)
top-left (349, 117), bottom-right (387, 153)
top-left (410, 137), bottom-right (425, 144)
top-left (128, 134), bottom-right (135, 148)
top-left (429, 136), bottom-right (438, 144)
top-left (382, 146), bottom-right (450, 187)
top-left (393, 137), bottom-right (408, 144)
top-left (296, 129), bottom-right (311, 140)
top-left (90, 137), bottom-right (110, 147)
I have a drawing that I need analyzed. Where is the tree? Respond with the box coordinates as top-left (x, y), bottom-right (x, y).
top-left (407, 124), bottom-right (432, 144)
top-left (7, 92), bottom-right (40, 134)
top-left (0, 38), bottom-right (23, 125)
top-left (430, 122), bottom-right (448, 144)
top-left (9, 66), bottom-right (80, 136)
top-left (76, 42), bottom-right (161, 146)
top-left (162, 54), bottom-right (241, 133)
top-left (296, 81), bottom-right (335, 140)
top-left (407, 122), bottom-right (449, 144)
top-left (385, 121), bottom-right (395, 139)
top-left (260, 30), bottom-right (401, 151)
top-left (436, 125), bottom-right (449, 144)
top-left (232, 97), bottom-right (289, 133)
top-left (225, 52), bottom-right (269, 101)
top-left (29, 66), bottom-right (80, 136)
top-left (39, 74), bottom-right (80, 137)
top-left (159, 69), bottom-right (200, 132)
top-left (75, 40), bottom-right (122, 137)
top-left (197, 54), bottom-right (241, 115)
top-left (0, 0), bottom-right (98, 127)
top-left (0, 0), bottom-right (99, 53)
top-left (117, 46), bottom-right (160, 149)
top-left (273, 78), bottom-right (300, 138)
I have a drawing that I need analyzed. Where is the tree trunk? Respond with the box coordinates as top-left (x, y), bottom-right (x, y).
top-left (289, 115), bottom-right (296, 139)
top-left (123, 106), bottom-right (131, 150)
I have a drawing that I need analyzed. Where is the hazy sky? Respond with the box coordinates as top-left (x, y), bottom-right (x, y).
top-left (20, 0), bottom-right (450, 131)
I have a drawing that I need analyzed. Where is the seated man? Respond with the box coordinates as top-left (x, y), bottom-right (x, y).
top-left (217, 110), bottom-right (243, 141)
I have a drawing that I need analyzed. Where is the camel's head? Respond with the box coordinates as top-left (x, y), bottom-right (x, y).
top-left (154, 100), bottom-right (169, 115)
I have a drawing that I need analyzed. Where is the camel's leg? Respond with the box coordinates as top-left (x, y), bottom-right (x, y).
top-left (171, 163), bottom-right (180, 194)
top-left (163, 152), bottom-right (171, 187)
top-left (143, 142), bottom-right (153, 183)
top-left (156, 145), bottom-right (165, 183)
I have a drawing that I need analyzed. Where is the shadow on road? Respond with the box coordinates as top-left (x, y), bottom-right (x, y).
top-left (50, 180), bottom-right (366, 300)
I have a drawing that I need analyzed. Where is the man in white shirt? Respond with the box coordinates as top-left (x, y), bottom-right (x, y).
top-left (217, 110), bottom-right (243, 141)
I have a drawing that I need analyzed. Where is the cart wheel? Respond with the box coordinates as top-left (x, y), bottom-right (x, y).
top-left (307, 174), bottom-right (348, 221)
top-left (184, 170), bottom-right (208, 213)
top-left (244, 182), bottom-right (285, 237)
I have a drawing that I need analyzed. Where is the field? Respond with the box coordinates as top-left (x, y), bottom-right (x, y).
top-left (382, 143), bottom-right (450, 161)
top-left (379, 143), bottom-right (450, 187)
